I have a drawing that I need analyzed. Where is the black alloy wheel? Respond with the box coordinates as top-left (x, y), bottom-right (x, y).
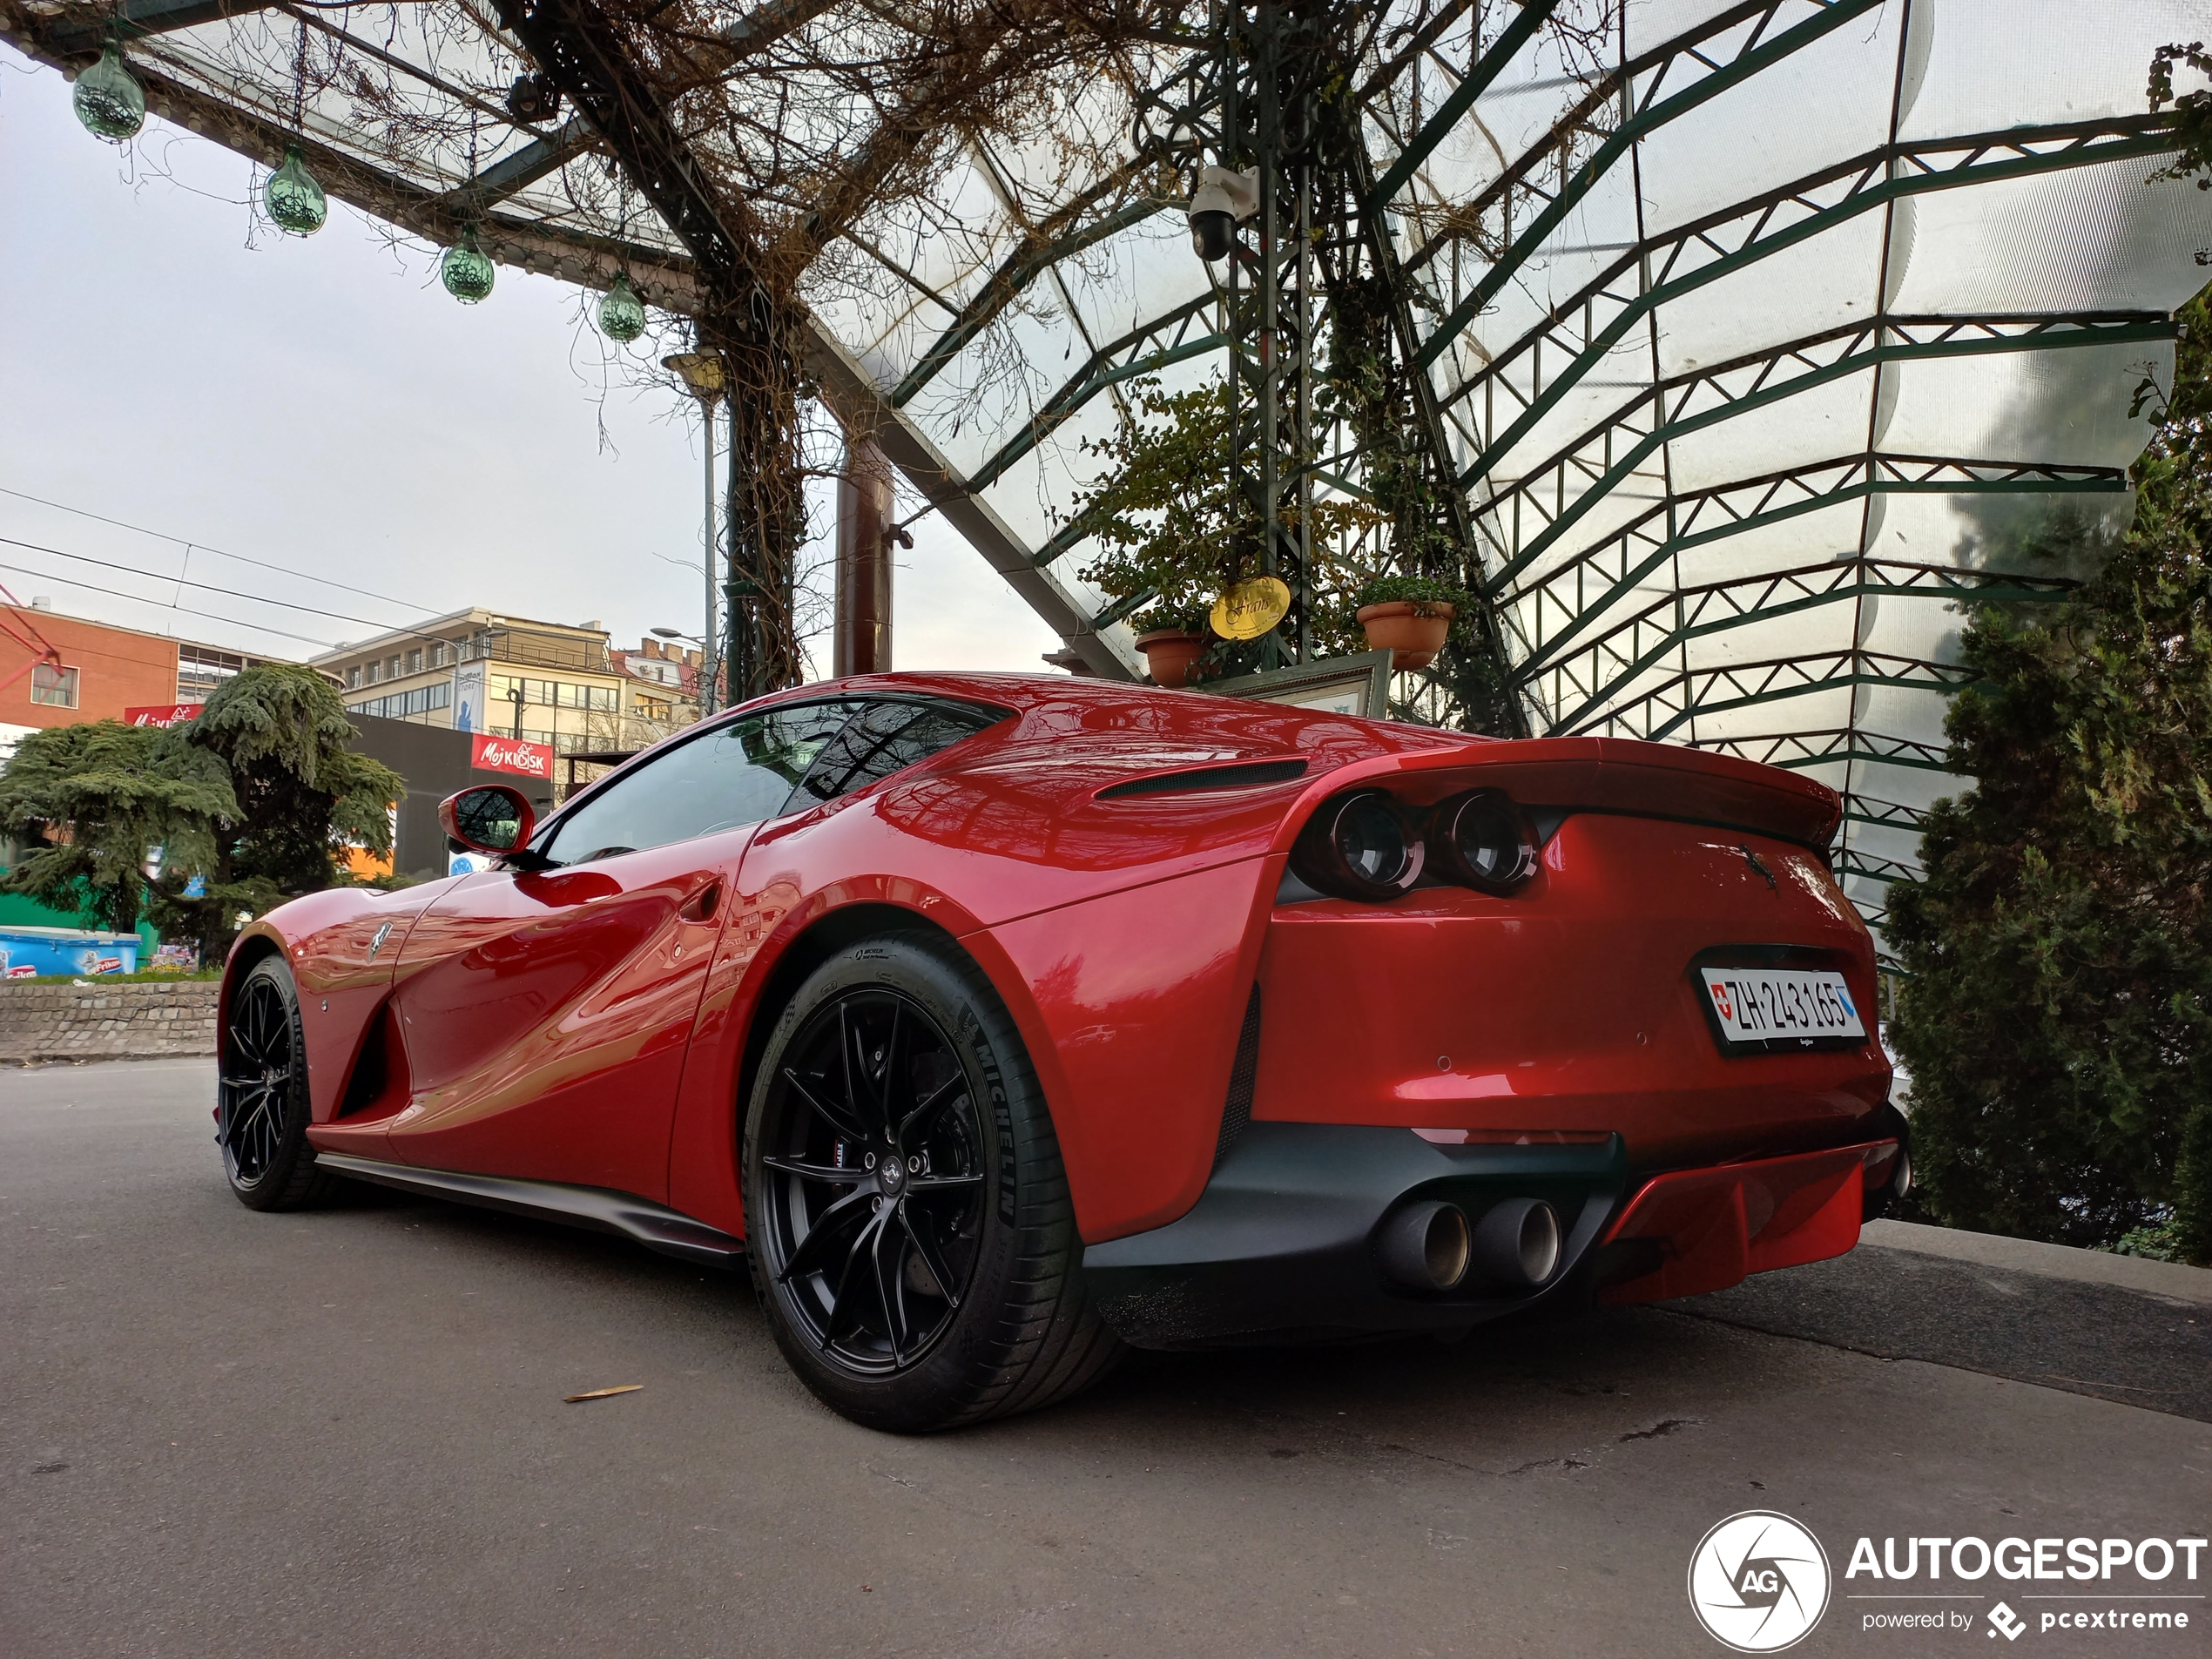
top-left (218, 956), bottom-right (334, 1211)
top-left (745, 933), bottom-right (1121, 1432)
top-left (757, 988), bottom-right (985, 1372)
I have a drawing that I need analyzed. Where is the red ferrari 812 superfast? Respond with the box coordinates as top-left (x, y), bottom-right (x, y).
top-left (215, 672), bottom-right (1906, 1430)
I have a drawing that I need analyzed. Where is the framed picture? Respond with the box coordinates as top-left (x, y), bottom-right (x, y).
top-left (1204, 650), bottom-right (1395, 718)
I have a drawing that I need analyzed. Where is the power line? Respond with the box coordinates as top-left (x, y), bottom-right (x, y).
top-left (0, 562), bottom-right (339, 651)
top-left (0, 483), bottom-right (440, 624)
top-left (0, 535), bottom-right (465, 651)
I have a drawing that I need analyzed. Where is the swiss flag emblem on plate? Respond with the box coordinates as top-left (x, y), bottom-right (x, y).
top-left (471, 732), bottom-right (552, 779)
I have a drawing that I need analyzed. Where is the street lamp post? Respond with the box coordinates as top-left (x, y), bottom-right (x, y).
top-left (663, 351), bottom-right (726, 716)
top-left (650, 625), bottom-right (710, 723)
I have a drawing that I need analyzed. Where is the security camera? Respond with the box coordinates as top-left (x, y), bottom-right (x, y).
top-left (1186, 165), bottom-right (1260, 263)
top-left (505, 72), bottom-right (561, 125)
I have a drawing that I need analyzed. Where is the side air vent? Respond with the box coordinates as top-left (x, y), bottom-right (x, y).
top-left (1213, 985), bottom-right (1263, 1171)
top-left (338, 1003), bottom-right (406, 1119)
top-left (1098, 759), bottom-right (1308, 800)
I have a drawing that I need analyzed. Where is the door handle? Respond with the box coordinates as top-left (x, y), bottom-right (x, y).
top-left (679, 878), bottom-right (722, 924)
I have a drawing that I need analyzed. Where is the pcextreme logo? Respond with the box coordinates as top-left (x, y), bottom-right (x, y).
top-left (1689, 1511), bottom-right (1832, 1652)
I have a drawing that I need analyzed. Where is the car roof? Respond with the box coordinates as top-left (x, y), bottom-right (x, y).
top-left (736, 671), bottom-right (1471, 750)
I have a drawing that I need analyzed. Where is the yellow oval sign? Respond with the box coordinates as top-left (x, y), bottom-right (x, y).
top-left (1211, 576), bottom-right (1292, 641)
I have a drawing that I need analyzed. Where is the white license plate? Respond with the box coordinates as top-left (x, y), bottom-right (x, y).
top-left (1700, 967), bottom-right (1865, 1046)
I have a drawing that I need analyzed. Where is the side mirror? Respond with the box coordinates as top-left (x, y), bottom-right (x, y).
top-left (438, 785), bottom-right (536, 856)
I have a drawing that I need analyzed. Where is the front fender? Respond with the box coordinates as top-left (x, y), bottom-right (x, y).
top-left (221, 882), bottom-right (455, 1123)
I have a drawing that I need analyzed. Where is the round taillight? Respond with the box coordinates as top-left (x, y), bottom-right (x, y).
top-left (1291, 789), bottom-right (1424, 902)
top-left (1431, 790), bottom-right (1539, 894)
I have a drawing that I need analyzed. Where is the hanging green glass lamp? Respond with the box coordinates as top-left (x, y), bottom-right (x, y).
top-left (264, 145), bottom-right (327, 236)
top-left (597, 273), bottom-right (647, 342)
top-left (441, 229), bottom-right (496, 304)
top-left (73, 44), bottom-right (145, 142)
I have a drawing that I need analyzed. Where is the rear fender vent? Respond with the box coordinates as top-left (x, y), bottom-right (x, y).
top-left (1097, 759), bottom-right (1307, 800)
top-left (1213, 985), bottom-right (1262, 1171)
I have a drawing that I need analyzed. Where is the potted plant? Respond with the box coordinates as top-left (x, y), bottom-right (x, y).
top-left (1054, 378), bottom-right (1264, 685)
top-left (1353, 574), bottom-right (1473, 671)
top-left (1130, 604), bottom-right (1212, 688)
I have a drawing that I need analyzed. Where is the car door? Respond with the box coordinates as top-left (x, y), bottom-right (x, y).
top-left (381, 701), bottom-right (855, 1197)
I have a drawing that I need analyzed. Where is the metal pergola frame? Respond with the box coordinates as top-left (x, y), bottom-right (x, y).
top-left (6, 0), bottom-right (2192, 960)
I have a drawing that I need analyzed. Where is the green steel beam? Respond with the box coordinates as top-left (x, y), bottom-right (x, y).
top-left (1834, 849), bottom-right (1920, 887)
top-left (1536, 558), bottom-right (2074, 733)
top-left (967, 316), bottom-right (1225, 495)
top-left (1493, 453), bottom-right (2121, 632)
top-left (1468, 313), bottom-right (2169, 520)
top-left (1089, 589), bottom-right (1157, 631)
top-left (1688, 729), bottom-right (1952, 773)
top-left (1477, 314), bottom-right (2149, 592)
top-left (1395, 0), bottom-right (1856, 280)
top-left (1842, 797), bottom-right (1930, 833)
top-left (1407, 0), bottom-right (1884, 358)
top-left (1427, 112), bottom-right (2179, 462)
top-left (1345, 105), bottom-right (1531, 737)
top-left (1575, 653), bottom-right (1973, 743)
top-left (1366, 0), bottom-right (1565, 207)
top-left (954, 298), bottom-right (1225, 575)
top-left (890, 187), bottom-right (1170, 408)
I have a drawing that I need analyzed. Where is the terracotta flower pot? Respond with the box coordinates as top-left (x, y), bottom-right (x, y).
top-left (1134, 629), bottom-right (1209, 689)
top-left (1357, 601), bottom-right (1455, 671)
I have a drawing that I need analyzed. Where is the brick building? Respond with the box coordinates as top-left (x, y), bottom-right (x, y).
top-left (0, 597), bottom-right (280, 753)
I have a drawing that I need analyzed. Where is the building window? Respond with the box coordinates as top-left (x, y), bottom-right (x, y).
top-left (408, 648), bottom-right (423, 675)
top-left (347, 666), bottom-right (361, 690)
top-left (387, 655), bottom-right (402, 679)
top-left (30, 664), bottom-right (78, 707)
top-left (431, 642), bottom-right (448, 668)
top-left (347, 682), bottom-right (455, 723)
top-left (365, 661), bottom-right (379, 685)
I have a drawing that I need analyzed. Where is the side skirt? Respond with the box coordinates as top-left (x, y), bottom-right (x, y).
top-left (313, 1153), bottom-right (745, 1269)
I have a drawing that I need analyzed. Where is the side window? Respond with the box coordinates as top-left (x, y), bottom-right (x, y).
top-left (540, 701), bottom-right (856, 865)
top-left (788, 698), bottom-right (1001, 810)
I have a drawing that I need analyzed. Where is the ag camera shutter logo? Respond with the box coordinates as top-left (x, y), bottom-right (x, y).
top-left (1689, 1511), bottom-right (1831, 1651)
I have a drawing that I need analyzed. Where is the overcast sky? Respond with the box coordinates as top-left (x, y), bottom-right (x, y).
top-left (0, 44), bottom-right (1061, 678)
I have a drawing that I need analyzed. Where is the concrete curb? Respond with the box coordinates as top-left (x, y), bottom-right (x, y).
top-left (1863, 1218), bottom-right (2212, 1305)
top-left (1, 1050), bottom-right (217, 1067)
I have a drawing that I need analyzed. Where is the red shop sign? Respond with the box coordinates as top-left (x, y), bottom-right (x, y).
top-left (471, 732), bottom-right (552, 779)
top-left (123, 703), bottom-right (204, 728)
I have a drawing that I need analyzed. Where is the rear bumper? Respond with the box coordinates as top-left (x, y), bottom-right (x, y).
top-left (1081, 1122), bottom-right (1897, 1349)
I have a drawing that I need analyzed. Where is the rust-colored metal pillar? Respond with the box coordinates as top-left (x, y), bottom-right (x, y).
top-left (833, 436), bottom-right (894, 678)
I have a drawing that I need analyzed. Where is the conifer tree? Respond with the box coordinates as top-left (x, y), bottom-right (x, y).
top-left (1888, 287), bottom-right (2211, 1262)
top-left (0, 721), bottom-right (236, 934)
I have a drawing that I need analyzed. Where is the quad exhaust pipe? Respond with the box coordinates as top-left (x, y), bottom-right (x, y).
top-left (1378, 1197), bottom-right (1562, 1292)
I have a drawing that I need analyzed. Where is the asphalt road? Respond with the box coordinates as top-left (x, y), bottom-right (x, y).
top-left (4, 1061), bottom-right (2207, 1659)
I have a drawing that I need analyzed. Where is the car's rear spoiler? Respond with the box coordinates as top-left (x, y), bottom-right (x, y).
top-left (1278, 735), bottom-right (1843, 853)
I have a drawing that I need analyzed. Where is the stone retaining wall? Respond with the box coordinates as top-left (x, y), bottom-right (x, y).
top-left (0, 979), bottom-right (221, 1065)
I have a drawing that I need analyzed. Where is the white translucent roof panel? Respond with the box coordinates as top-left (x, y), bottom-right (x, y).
top-left (1394, 0), bottom-right (2211, 958)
